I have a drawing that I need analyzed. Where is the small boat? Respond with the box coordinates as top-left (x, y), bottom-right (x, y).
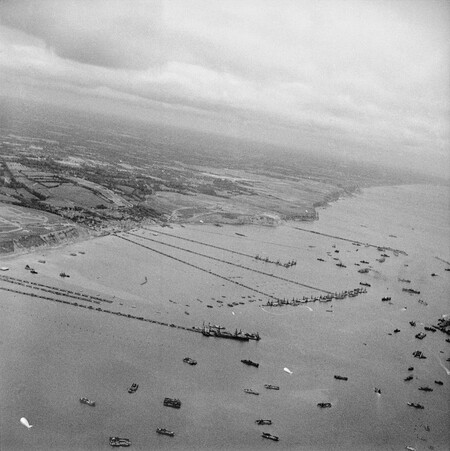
top-left (412, 350), bottom-right (426, 359)
top-left (243, 388), bottom-right (259, 395)
top-left (409, 321), bottom-right (416, 327)
top-left (415, 332), bottom-right (426, 340)
top-left (334, 375), bottom-right (348, 381)
top-left (358, 268), bottom-right (369, 273)
top-left (418, 386), bottom-right (433, 392)
top-left (394, 329), bottom-right (400, 333)
top-left (163, 397), bottom-right (181, 408)
top-left (30, 269), bottom-right (38, 274)
top-left (404, 375), bottom-right (413, 382)
top-left (79, 397), bottom-right (95, 406)
top-left (424, 326), bottom-right (436, 332)
top-left (241, 359), bottom-right (259, 368)
top-left (403, 288), bottom-right (420, 294)
top-left (235, 233), bottom-right (246, 237)
top-left (256, 419), bottom-right (272, 425)
top-left (109, 437), bottom-right (131, 447)
top-left (156, 428), bottom-right (174, 437)
top-left (60, 272), bottom-right (70, 278)
top-left (407, 402), bottom-right (424, 409)
top-left (374, 388), bottom-right (381, 394)
top-left (264, 384), bottom-right (279, 390)
top-left (262, 432), bottom-right (279, 441)
top-left (359, 282), bottom-right (371, 287)
top-left (128, 383), bottom-right (139, 394)
top-left (317, 258), bottom-right (325, 262)
top-left (381, 297), bottom-right (391, 302)
top-left (183, 357), bottom-right (197, 365)
top-left (435, 380), bottom-right (443, 385)
top-left (408, 367), bottom-right (414, 371)
top-left (317, 402), bottom-right (332, 408)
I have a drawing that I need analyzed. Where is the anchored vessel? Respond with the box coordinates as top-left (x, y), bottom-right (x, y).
top-left (334, 375), bottom-right (348, 381)
top-left (156, 428), bottom-right (175, 437)
top-left (262, 432), bottom-right (279, 441)
top-left (164, 397), bottom-right (181, 408)
top-left (79, 397), bottom-right (95, 407)
top-left (109, 437), bottom-right (131, 447)
top-left (128, 383), bottom-right (139, 394)
top-left (243, 388), bottom-right (259, 395)
top-left (407, 402), bottom-right (424, 409)
top-left (183, 357), bottom-right (197, 365)
top-left (241, 359), bottom-right (259, 368)
top-left (256, 419), bottom-right (272, 425)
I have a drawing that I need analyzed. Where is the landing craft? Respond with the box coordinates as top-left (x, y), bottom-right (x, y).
top-left (20, 417), bottom-right (33, 429)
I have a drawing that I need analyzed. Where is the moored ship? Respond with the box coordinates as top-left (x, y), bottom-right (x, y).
top-left (163, 397), bottom-right (181, 408)
top-left (241, 359), bottom-right (259, 368)
top-left (79, 397), bottom-right (95, 407)
top-left (156, 428), bottom-right (175, 437)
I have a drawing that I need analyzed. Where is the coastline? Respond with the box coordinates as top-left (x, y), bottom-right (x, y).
top-left (0, 183), bottom-right (449, 450)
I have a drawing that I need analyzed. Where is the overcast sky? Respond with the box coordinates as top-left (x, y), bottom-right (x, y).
top-left (0, 0), bottom-right (448, 177)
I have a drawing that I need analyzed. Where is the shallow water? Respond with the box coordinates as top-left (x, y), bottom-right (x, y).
top-left (0, 184), bottom-right (449, 450)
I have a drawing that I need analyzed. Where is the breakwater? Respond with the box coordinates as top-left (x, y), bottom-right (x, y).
top-left (293, 226), bottom-right (408, 255)
top-left (124, 232), bottom-right (332, 294)
top-left (144, 227), bottom-right (295, 268)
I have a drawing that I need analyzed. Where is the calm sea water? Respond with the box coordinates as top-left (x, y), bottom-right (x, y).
top-left (1, 184), bottom-right (449, 450)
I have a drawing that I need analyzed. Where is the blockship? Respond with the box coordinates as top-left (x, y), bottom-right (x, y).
top-left (199, 323), bottom-right (260, 342)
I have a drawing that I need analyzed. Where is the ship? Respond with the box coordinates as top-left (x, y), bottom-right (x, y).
top-left (381, 297), bottom-right (391, 301)
top-left (163, 397), bottom-right (181, 408)
top-left (403, 288), bottom-right (420, 294)
top-left (358, 268), bottom-right (369, 273)
top-left (415, 332), bottom-right (426, 340)
top-left (156, 428), bottom-right (174, 437)
top-left (262, 432), bottom-right (279, 441)
top-left (256, 419), bottom-right (272, 425)
top-left (183, 357), bottom-right (197, 365)
top-left (201, 324), bottom-right (250, 341)
top-left (334, 375), bottom-right (348, 381)
top-left (404, 375), bottom-right (413, 381)
top-left (241, 359), bottom-right (259, 368)
top-left (128, 383), bottom-right (139, 393)
top-left (317, 402), bottom-right (332, 408)
top-left (412, 350), bottom-right (426, 359)
top-left (79, 397), bottom-right (95, 407)
top-left (243, 388), bottom-right (259, 395)
top-left (264, 384), bottom-right (279, 390)
top-left (109, 437), bottom-right (131, 447)
top-left (407, 402), bottom-right (424, 409)
top-left (435, 380), bottom-right (443, 385)
top-left (359, 282), bottom-right (371, 287)
top-left (418, 386), bottom-right (433, 392)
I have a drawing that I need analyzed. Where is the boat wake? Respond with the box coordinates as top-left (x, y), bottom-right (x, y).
top-left (435, 355), bottom-right (450, 375)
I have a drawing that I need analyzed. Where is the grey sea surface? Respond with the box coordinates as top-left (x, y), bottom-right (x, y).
top-left (1, 184), bottom-right (449, 450)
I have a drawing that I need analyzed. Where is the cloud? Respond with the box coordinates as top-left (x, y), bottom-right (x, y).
top-left (0, 0), bottom-right (448, 176)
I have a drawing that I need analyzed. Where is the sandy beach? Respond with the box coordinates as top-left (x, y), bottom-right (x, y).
top-left (1, 184), bottom-right (449, 450)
